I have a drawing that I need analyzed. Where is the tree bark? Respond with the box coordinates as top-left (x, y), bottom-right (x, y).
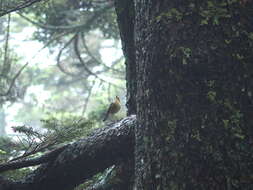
top-left (86, 159), bottom-right (134, 190)
top-left (0, 116), bottom-right (136, 190)
top-left (113, 2), bottom-right (136, 189)
top-left (134, 0), bottom-right (253, 189)
top-left (114, 0), bottom-right (136, 115)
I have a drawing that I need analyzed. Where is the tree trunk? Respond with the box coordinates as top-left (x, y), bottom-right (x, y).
top-left (114, 0), bottom-right (136, 115)
top-left (134, 0), bottom-right (253, 189)
top-left (114, 1), bottom-right (136, 189)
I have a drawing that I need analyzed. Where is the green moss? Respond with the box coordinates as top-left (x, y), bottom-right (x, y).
top-left (222, 119), bottom-right (229, 129)
top-left (156, 8), bottom-right (183, 23)
top-left (207, 91), bottom-right (216, 102)
top-left (199, 1), bottom-right (232, 25)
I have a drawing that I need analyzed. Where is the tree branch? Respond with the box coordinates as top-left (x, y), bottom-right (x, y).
top-left (0, 0), bottom-right (48, 17)
top-left (0, 115), bottom-right (136, 190)
top-left (17, 4), bottom-right (113, 32)
top-left (0, 145), bottom-right (68, 172)
top-left (56, 34), bottom-right (79, 76)
top-left (0, 62), bottom-right (29, 97)
top-left (74, 34), bottom-right (123, 89)
top-left (80, 33), bottom-right (124, 75)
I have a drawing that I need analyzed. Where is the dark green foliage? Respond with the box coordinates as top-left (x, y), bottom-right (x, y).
top-left (40, 116), bottom-right (96, 143)
top-left (0, 137), bottom-right (21, 162)
top-left (20, 0), bottom-right (119, 43)
top-left (0, 136), bottom-right (32, 180)
top-left (1, 116), bottom-right (96, 159)
top-left (1, 168), bottom-right (32, 180)
top-left (0, 116), bottom-right (97, 180)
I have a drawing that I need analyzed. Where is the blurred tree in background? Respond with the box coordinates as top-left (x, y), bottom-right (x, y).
top-left (0, 0), bottom-right (125, 188)
top-left (0, 0), bottom-right (125, 128)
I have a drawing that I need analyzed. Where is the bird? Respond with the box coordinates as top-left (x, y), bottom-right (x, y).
top-left (103, 96), bottom-right (121, 121)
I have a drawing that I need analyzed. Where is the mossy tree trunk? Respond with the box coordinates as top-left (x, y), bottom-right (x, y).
top-left (132, 0), bottom-right (253, 189)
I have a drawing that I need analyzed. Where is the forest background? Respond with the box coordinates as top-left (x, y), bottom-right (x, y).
top-left (0, 1), bottom-right (125, 188)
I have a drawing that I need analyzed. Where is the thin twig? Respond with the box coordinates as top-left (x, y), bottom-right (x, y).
top-left (0, 62), bottom-right (29, 96)
top-left (0, 31), bottom-right (71, 97)
top-left (17, 4), bottom-right (113, 31)
top-left (9, 137), bottom-right (57, 162)
top-left (74, 34), bottom-right (123, 89)
top-left (16, 135), bottom-right (26, 150)
top-left (29, 31), bottom-right (70, 61)
top-left (0, 145), bottom-right (68, 173)
top-left (0, 0), bottom-right (48, 17)
top-left (80, 33), bottom-right (124, 74)
top-left (56, 34), bottom-right (79, 76)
